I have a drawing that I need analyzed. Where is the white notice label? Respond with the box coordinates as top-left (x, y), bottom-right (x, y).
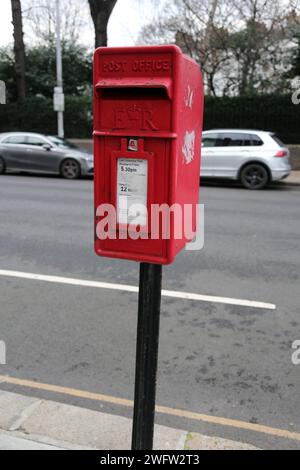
top-left (117, 159), bottom-right (148, 226)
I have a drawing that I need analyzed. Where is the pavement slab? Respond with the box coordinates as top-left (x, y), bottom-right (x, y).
top-left (185, 432), bottom-right (259, 450)
top-left (0, 391), bottom-right (258, 450)
top-left (0, 390), bottom-right (41, 431)
top-left (284, 171), bottom-right (300, 185)
top-left (0, 431), bottom-right (64, 450)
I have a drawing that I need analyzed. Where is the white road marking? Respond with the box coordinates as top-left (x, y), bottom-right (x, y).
top-left (0, 269), bottom-right (276, 310)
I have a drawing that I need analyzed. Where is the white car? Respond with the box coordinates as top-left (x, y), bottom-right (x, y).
top-left (201, 129), bottom-right (291, 189)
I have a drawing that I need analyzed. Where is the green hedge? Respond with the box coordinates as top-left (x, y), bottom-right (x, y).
top-left (204, 95), bottom-right (299, 144)
top-left (0, 95), bottom-right (92, 138)
top-left (0, 94), bottom-right (299, 143)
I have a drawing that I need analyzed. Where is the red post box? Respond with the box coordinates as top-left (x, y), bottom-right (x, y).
top-left (94, 45), bottom-right (204, 265)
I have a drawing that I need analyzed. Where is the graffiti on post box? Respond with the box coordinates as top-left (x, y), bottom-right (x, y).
top-left (185, 86), bottom-right (194, 109)
top-left (114, 105), bottom-right (159, 131)
top-left (182, 130), bottom-right (196, 165)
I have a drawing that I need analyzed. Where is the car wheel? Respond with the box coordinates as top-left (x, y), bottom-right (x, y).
top-left (0, 157), bottom-right (6, 175)
top-left (60, 159), bottom-right (81, 180)
top-left (240, 163), bottom-right (269, 190)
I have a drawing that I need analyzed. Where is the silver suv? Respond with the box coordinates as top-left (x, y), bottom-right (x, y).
top-left (201, 129), bottom-right (291, 189)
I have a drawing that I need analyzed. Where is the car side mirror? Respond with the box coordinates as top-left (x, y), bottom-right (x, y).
top-left (43, 144), bottom-right (52, 151)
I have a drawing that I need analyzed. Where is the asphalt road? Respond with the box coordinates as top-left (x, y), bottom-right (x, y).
top-left (0, 173), bottom-right (300, 449)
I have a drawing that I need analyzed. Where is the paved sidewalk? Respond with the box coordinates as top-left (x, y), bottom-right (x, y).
top-left (284, 171), bottom-right (300, 185)
top-left (0, 390), bottom-right (258, 450)
top-left (0, 431), bottom-right (64, 450)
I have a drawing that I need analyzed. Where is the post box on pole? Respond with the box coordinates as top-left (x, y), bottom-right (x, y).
top-left (93, 45), bottom-right (204, 450)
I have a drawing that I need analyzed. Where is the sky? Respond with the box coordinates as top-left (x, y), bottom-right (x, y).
top-left (0, 0), bottom-right (163, 49)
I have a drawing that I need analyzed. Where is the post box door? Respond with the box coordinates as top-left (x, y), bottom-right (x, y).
top-left (95, 136), bottom-right (171, 261)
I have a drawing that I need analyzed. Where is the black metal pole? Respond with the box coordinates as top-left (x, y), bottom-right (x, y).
top-left (131, 262), bottom-right (162, 450)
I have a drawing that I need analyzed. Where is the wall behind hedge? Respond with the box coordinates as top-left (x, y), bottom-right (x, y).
top-left (0, 94), bottom-right (299, 143)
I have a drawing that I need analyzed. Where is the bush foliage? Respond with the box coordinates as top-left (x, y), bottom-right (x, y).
top-left (0, 94), bottom-right (299, 143)
top-left (204, 95), bottom-right (299, 144)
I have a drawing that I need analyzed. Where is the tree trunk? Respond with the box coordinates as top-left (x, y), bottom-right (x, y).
top-left (11, 0), bottom-right (26, 102)
top-left (88, 0), bottom-right (118, 48)
top-left (204, 0), bottom-right (218, 96)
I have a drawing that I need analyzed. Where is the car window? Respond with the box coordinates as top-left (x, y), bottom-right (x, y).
top-left (2, 135), bottom-right (27, 145)
top-left (251, 134), bottom-right (264, 146)
top-left (26, 136), bottom-right (47, 147)
top-left (202, 133), bottom-right (219, 148)
top-left (271, 134), bottom-right (285, 147)
top-left (217, 133), bottom-right (246, 146)
top-left (47, 136), bottom-right (78, 149)
top-left (243, 134), bottom-right (252, 146)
